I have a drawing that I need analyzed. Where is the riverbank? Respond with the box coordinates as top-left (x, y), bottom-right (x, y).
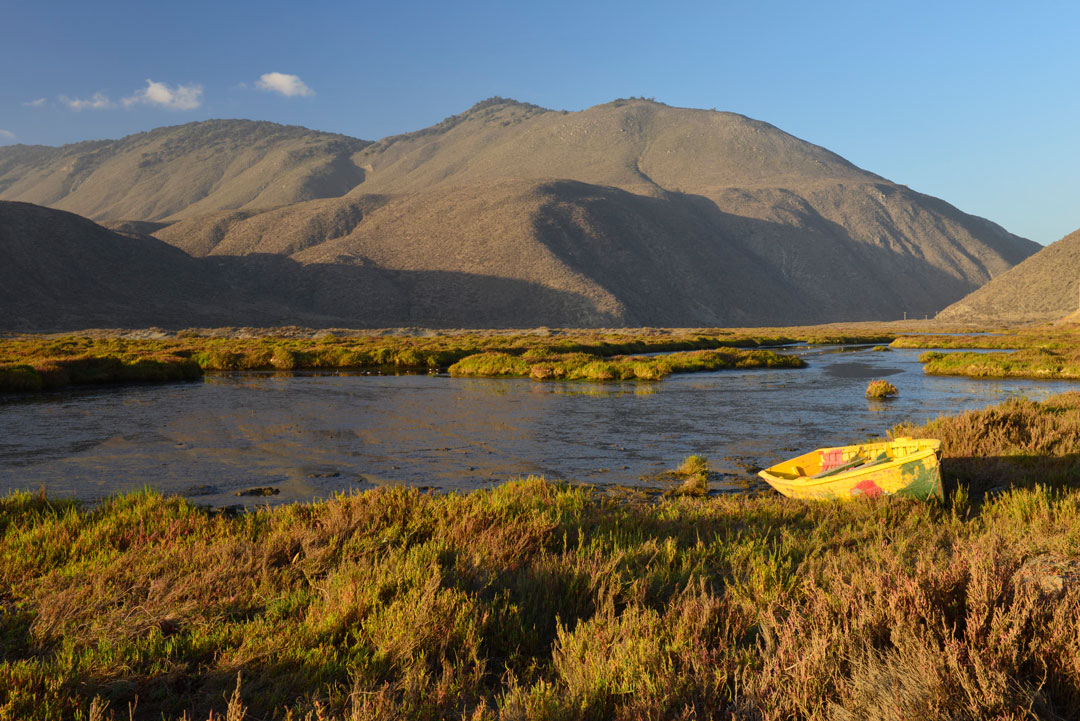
top-left (897, 324), bottom-right (1080, 380)
top-left (3, 393), bottom-right (1080, 720)
top-left (0, 328), bottom-right (889, 392)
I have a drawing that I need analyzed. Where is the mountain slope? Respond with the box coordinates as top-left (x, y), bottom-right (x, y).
top-left (937, 227), bottom-right (1080, 323)
top-left (0, 201), bottom-right (622, 331)
top-left (0, 99), bottom-right (1042, 327)
top-left (0, 120), bottom-right (370, 222)
top-left (347, 98), bottom-right (872, 197)
top-left (0, 201), bottom-right (313, 329)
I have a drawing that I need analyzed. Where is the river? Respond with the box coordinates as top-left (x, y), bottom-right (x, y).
top-left (1, 345), bottom-right (1074, 506)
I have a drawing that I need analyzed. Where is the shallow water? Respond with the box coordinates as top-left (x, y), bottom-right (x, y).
top-left (1, 345), bottom-right (1075, 506)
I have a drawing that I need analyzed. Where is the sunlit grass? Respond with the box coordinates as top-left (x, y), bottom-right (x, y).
top-left (448, 348), bottom-right (805, 381)
top-left (897, 325), bottom-right (1080, 379)
top-left (891, 390), bottom-right (1080, 496)
top-left (0, 330), bottom-right (837, 391)
top-left (2, 473), bottom-right (1078, 720)
top-left (865, 379), bottom-right (898, 398)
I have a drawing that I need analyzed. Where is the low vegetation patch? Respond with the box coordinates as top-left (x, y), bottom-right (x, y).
top-left (919, 348), bottom-right (1080, 379)
top-left (897, 325), bottom-right (1080, 380)
top-left (892, 390), bottom-right (1080, 496)
top-left (0, 333), bottom-right (819, 391)
top-left (673, 454), bottom-right (710, 496)
top-left (891, 328), bottom-right (1077, 351)
top-left (2, 477), bottom-right (1079, 720)
top-left (865, 379), bottom-right (898, 398)
top-left (449, 348), bottom-right (805, 381)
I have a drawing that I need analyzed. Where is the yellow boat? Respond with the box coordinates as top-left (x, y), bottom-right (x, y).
top-left (758, 438), bottom-right (943, 501)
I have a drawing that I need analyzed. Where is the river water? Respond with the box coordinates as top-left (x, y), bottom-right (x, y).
top-left (1, 345), bottom-right (1075, 506)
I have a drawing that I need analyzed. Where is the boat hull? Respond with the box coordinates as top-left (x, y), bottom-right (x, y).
top-left (758, 438), bottom-right (943, 501)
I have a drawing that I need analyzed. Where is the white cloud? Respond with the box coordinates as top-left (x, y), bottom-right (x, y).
top-left (23, 98), bottom-right (46, 108)
top-left (0, 129), bottom-right (14, 140)
top-left (122, 79), bottom-right (203, 110)
top-left (58, 92), bottom-right (114, 111)
top-left (256, 72), bottom-right (314, 97)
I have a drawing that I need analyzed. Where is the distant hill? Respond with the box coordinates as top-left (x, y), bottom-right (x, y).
top-left (0, 201), bottom-right (623, 331)
top-left (0, 120), bottom-right (370, 221)
top-left (0, 99), bottom-right (1042, 328)
top-left (937, 227), bottom-right (1080, 323)
top-left (0, 201), bottom-right (312, 329)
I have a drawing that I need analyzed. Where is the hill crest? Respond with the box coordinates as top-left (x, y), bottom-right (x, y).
top-left (0, 99), bottom-right (1044, 327)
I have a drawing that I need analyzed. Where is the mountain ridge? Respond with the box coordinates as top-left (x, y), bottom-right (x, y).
top-left (0, 98), bottom-right (1044, 328)
top-left (0, 119), bottom-right (371, 222)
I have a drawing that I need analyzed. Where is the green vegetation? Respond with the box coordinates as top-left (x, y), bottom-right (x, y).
top-left (0, 329), bottom-right (868, 392)
top-left (897, 326), bottom-right (1080, 380)
top-left (673, 454), bottom-right (709, 496)
top-left (865, 379), bottom-right (899, 399)
top-left (892, 390), bottom-right (1080, 496)
top-left (3, 394), bottom-right (1080, 719)
top-left (448, 348), bottom-right (805, 381)
top-left (3, 482), bottom-right (1078, 719)
top-left (918, 349), bottom-right (1080, 379)
top-left (891, 329), bottom-right (1079, 351)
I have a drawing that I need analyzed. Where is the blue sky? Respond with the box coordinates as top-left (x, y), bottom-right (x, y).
top-left (2, 0), bottom-right (1077, 244)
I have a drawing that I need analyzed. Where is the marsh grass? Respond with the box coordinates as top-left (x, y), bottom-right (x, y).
top-left (449, 349), bottom-right (805, 381)
top-left (2, 471), bottom-right (1079, 720)
top-left (919, 348), bottom-right (1080, 379)
top-left (0, 329), bottom-right (870, 392)
top-left (4, 392), bottom-right (1080, 719)
top-left (896, 326), bottom-right (1080, 379)
top-left (673, 455), bottom-right (709, 496)
top-left (865, 380), bottom-right (898, 399)
top-left (892, 390), bottom-right (1080, 497)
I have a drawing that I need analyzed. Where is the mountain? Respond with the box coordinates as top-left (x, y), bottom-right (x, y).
top-left (0, 201), bottom-right (310, 329)
top-left (0, 98), bottom-right (1042, 328)
top-left (0, 201), bottom-right (624, 331)
top-left (937, 227), bottom-right (1080, 323)
top-left (0, 120), bottom-right (370, 222)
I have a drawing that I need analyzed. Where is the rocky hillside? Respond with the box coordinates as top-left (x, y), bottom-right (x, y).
top-left (0, 120), bottom-right (370, 222)
top-left (0, 99), bottom-right (1042, 327)
top-left (0, 201), bottom-right (623, 331)
top-left (937, 227), bottom-right (1080, 323)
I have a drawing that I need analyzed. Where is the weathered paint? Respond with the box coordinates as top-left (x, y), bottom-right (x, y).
top-left (758, 438), bottom-right (943, 502)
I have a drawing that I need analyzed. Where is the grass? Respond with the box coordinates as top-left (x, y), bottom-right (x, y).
top-left (918, 348), bottom-right (1080, 380)
top-left (865, 380), bottom-right (898, 399)
top-left (2, 482), bottom-right (1079, 720)
top-left (891, 390), bottom-right (1080, 496)
top-left (0, 329), bottom-right (842, 392)
top-left (448, 349), bottom-right (805, 381)
top-left (895, 324), bottom-right (1080, 380)
top-left (673, 455), bottom-right (709, 496)
top-left (3, 393), bottom-right (1080, 719)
